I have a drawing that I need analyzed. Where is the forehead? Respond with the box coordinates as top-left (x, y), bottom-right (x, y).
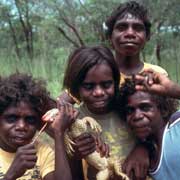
top-left (2, 101), bottom-right (36, 116)
top-left (115, 13), bottom-right (144, 25)
top-left (84, 63), bottom-right (113, 81)
top-left (127, 91), bottom-right (155, 105)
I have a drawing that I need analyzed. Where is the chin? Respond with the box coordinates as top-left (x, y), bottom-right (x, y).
top-left (136, 133), bottom-right (149, 141)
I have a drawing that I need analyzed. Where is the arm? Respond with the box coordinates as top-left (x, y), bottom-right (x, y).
top-left (42, 103), bottom-right (78, 180)
top-left (135, 70), bottom-right (180, 99)
top-left (3, 144), bottom-right (37, 180)
top-left (122, 144), bottom-right (149, 180)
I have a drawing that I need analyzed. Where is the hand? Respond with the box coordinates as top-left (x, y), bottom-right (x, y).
top-left (122, 144), bottom-right (149, 180)
top-left (58, 91), bottom-right (76, 104)
top-left (42, 100), bottom-right (79, 134)
top-left (95, 134), bottom-right (110, 158)
top-left (5, 143), bottom-right (37, 180)
top-left (135, 69), bottom-right (180, 98)
top-left (73, 133), bottom-right (96, 159)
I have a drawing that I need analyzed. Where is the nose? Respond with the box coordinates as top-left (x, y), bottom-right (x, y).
top-left (15, 119), bottom-right (27, 131)
top-left (92, 86), bottom-right (105, 97)
top-left (124, 26), bottom-right (136, 38)
top-left (133, 109), bottom-right (144, 122)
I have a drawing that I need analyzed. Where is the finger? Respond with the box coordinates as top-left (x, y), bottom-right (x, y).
top-left (124, 164), bottom-right (134, 179)
top-left (75, 136), bottom-right (96, 147)
top-left (95, 135), bottom-right (103, 148)
top-left (20, 143), bottom-right (36, 150)
top-left (23, 161), bottom-right (37, 169)
top-left (65, 103), bottom-right (73, 119)
top-left (135, 74), bottom-right (146, 83)
top-left (75, 133), bottom-right (94, 142)
top-left (135, 85), bottom-right (147, 91)
top-left (99, 143), bottom-right (106, 157)
top-left (73, 109), bottom-right (79, 119)
top-left (141, 165), bottom-right (148, 179)
top-left (105, 144), bottom-right (110, 157)
top-left (142, 68), bottom-right (154, 74)
top-left (42, 109), bottom-right (59, 122)
top-left (77, 142), bottom-right (96, 153)
top-left (134, 164), bottom-right (141, 180)
top-left (21, 155), bottom-right (37, 161)
top-left (79, 148), bottom-right (96, 157)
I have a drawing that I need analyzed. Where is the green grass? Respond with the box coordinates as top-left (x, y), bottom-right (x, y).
top-left (0, 48), bottom-right (70, 98)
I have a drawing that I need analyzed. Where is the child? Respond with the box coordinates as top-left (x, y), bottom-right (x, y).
top-left (63, 45), bottom-right (150, 180)
top-left (105, 1), bottom-right (168, 84)
top-left (0, 73), bottom-right (74, 180)
top-left (120, 72), bottom-right (180, 180)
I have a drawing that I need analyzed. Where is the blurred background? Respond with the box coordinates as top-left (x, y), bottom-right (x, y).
top-left (0, 0), bottom-right (180, 98)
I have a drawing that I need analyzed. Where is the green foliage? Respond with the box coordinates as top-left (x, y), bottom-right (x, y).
top-left (0, 47), bottom-right (69, 98)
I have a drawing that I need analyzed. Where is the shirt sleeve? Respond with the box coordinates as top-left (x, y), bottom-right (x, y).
top-left (37, 142), bottom-right (55, 178)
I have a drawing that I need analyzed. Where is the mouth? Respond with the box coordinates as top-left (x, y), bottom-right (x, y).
top-left (11, 136), bottom-right (29, 144)
top-left (93, 100), bottom-right (107, 106)
top-left (121, 42), bottom-right (138, 46)
top-left (134, 127), bottom-right (151, 140)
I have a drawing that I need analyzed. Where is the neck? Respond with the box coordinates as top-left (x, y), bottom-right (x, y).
top-left (115, 52), bottom-right (143, 75)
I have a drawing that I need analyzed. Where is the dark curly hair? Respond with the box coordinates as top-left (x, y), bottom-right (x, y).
top-left (118, 79), bottom-right (179, 122)
top-left (0, 73), bottom-right (55, 128)
top-left (105, 1), bottom-right (151, 39)
top-left (63, 45), bottom-right (120, 102)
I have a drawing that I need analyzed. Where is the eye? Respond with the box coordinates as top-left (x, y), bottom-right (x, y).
top-left (25, 116), bottom-right (38, 125)
top-left (140, 104), bottom-right (152, 112)
top-left (133, 24), bottom-right (145, 32)
top-left (81, 83), bottom-right (94, 90)
top-left (115, 23), bottom-right (128, 31)
top-left (101, 81), bottom-right (113, 89)
top-left (5, 115), bottom-right (18, 123)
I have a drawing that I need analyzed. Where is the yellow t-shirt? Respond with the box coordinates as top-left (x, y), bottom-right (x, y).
top-left (0, 141), bottom-right (55, 180)
top-left (78, 104), bottom-right (135, 180)
top-left (120, 62), bottom-right (168, 85)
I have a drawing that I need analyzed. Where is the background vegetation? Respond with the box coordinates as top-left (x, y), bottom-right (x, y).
top-left (0, 0), bottom-right (180, 98)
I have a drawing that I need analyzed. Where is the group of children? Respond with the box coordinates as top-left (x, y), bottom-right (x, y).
top-left (0, 1), bottom-right (179, 180)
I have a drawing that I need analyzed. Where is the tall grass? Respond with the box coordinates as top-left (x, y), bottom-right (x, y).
top-left (0, 47), bottom-right (70, 98)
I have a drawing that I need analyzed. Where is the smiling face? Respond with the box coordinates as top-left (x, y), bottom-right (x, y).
top-left (0, 101), bottom-right (38, 152)
top-left (110, 14), bottom-right (147, 56)
top-left (79, 63), bottom-right (115, 114)
top-left (126, 91), bottom-right (164, 140)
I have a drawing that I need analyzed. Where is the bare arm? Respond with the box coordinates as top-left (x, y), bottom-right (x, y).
top-left (122, 144), bottom-right (149, 180)
top-left (3, 144), bottom-right (37, 180)
top-left (42, 103), bottom-right (78, 180)
top-left (135, 70), bottom-right (180, 99)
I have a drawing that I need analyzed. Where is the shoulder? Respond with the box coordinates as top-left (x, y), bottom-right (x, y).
top-left (36, 141), bottom-right (55, 178)
top-left (168, 110), bottom-right (180, 127)
top-left (143, 63), bottom-right (168, 76)
top-left (36, 140), bottom-right (54, 157)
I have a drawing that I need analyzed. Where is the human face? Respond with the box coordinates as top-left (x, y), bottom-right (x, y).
top-left (0, 101), bottom-right (38, 152)
top-left (110, 14), bottom-right (146, 56)
top-left (79, 63), bottom-right (115, 114)
top-left (126, 91), bottom-right (164, 140)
